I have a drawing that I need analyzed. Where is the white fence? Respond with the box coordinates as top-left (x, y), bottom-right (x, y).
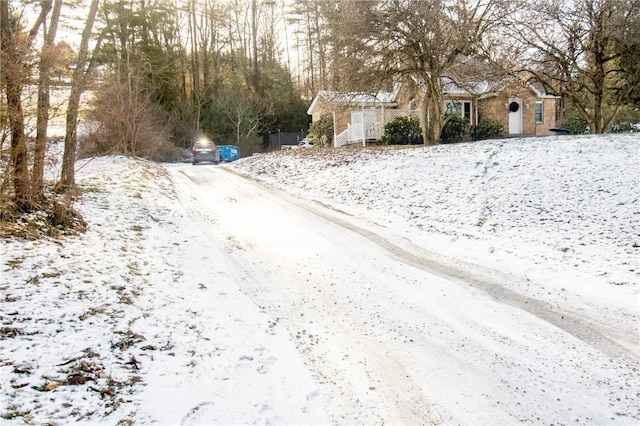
top-left (334, 108), bottom-right (421, 147)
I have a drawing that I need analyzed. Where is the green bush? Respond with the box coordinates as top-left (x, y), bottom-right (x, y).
top-left (440, 113), bottom-right (468, 143)
top-left (307, 113), bottom-right (334, 147)
top-left (380, 115), bottom-right (423, 145)
top-left (608, 106), bottom-right (640, 133)
top-left (471, 118), bottom-right (503, 140)
top-left (609, 122), bottom-right (640, 133)
top-left (562, 116), bottom-right (589, 134)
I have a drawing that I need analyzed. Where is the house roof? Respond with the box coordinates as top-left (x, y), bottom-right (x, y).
top-left (415, 72), bottom-right (559, 99)
top-left (307, 88), bottom-right (399, 115)
top-left (441, 78), bottom-right (505, 97)
top-left (527, 80), bottom-right (559, 98)
top-left (308, 70), bottom-right (559, 115)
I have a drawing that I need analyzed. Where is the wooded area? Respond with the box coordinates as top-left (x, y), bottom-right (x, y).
top-left (1, 0), bottom-right (638, 229)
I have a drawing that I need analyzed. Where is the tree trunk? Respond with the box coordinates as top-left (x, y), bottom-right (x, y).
top-left (33, 0), bottom-right (62, 201)
top-left (59, 0), bottom-right (99, 189)
top-left (1, 1), bottom-right (30, 211)
top-left (188, 0), bottom-right (201, 130)
top-left (424, 97), bottom-right (444, 145)
top-left (305, 12), bottom-right (315, 94)
top-left (312, 3), bottom-right (326, 89)
top-left (251, 0), bottom-right (260, 95)
top-left (422, 75), bottom-right (444, 145)
top-left (591, 100), bottom-right (604, 134)
top-left (201, 0), bottom-right (210, 90)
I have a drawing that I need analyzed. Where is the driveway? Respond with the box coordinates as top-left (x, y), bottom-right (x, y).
top-left (168, 164), bottom-right (639, 425)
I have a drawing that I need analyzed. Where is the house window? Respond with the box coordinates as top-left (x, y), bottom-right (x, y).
top-left (445, 100), bottom-right (472, 123)
top-left (535, 101), bottom-right (544, 123)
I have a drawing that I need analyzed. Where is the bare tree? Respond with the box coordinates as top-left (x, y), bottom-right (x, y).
top-left (0, 0), bottom-right (49, 211)
top-left (83, 69), bottom-right (172, 160)
top-left (508, 0), bottom-right (636, 133)
top-left (219, 79), bottom-right (264, 145)
top-left (58, 0), bottom-right (100, 189)
top-left (33, 0), bottom-right (63, 201)
top-left (319, 0), bottom-right (511, 145)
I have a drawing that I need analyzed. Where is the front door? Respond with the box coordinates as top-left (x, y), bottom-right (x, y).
top-left (508, 98), bottom-right (523, 134)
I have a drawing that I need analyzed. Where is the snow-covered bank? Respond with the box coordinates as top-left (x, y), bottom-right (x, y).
top-left (229, 134), bottom-right (639, 289)
top-left (1, 157), bottom-right (328, 424)
top-left (1, 133), bottom-right (638, 424)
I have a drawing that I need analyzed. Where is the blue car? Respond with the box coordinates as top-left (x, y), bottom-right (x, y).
top-left (217, 145), bottom-right (240, 162)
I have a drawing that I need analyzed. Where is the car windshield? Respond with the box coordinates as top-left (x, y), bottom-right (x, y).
top-left (194, 139), bottom-right (214, 148)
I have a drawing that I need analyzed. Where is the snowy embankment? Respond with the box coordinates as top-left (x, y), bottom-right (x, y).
top-left (0, 133), bottom-right (638, 424)
top-left (1, 156), bottom-right (328, 424)
top-left (229, 134), bottom-right (639, 289)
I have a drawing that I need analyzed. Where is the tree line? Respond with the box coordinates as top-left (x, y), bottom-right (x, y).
top-left (1, 0), bottom-right (310, 224)
top-left (294, 0), bottom-right (638, 143)
top-left (1, 0), bottom-right (638, 228)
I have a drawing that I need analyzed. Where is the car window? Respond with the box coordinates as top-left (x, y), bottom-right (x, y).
top-left (195, 140), bottom-right (214, 148)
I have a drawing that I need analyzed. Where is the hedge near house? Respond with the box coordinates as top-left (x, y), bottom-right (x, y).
top-left (471, 119), bottom-right (503, 140)
top-left (440, 113), bottom-right (468, 144)
top-left (563, 116), bottom-right (590, 134)
top-left (380, 116), bottom-right (423, 145)
top-left (307, 113), bottom-right (333, 147)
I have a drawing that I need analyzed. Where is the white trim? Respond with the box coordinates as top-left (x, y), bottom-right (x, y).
top-left (528, 83), bottom-right (544, 97)
top-left (307, 89), bottom-right (398, 115)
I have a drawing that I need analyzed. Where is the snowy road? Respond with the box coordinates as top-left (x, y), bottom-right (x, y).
top-left (168, 164), bottom-right (639, 425)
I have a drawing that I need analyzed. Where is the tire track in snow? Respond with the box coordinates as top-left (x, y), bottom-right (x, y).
top-left (221, 166), bottom-right (638, 363)
top-left (171, 164), bottom-right (638, 424)
top-left (172, 166), bottom-right (448, 424)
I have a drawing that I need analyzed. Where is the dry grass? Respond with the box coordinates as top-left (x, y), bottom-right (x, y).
top-left (0, 194), bottom-right (87, 240)
top-left (1, 138), bottom-right (87, 240)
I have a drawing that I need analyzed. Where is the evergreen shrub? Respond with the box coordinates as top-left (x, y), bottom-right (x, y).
top-left (307, 113), bottom-right (334, 147)
top-left (471, 119), bottom-right (503, 140)
top-left (380, 115), bottom-right (423, 145)
top-left (562, 116), bottom-right (589, 134)
top-left (440, 113), bottom-right (468, 143)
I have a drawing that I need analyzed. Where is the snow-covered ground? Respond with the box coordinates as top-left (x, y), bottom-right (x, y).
top-left (232, 134), bottom-right (638, 289)
top-left (1, 134), bottom-right (638, 424)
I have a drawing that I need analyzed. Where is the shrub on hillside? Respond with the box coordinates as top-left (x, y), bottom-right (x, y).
top-left (440, 113), bottom-right (468, 143)
top-left (562, 116), bottom-right (589, 134)
top-left (471, 118), bottom-right (503, 140)
top-left (380, 115), bottom-right (423, 145)
top-left (608, 107), bottom-right (640, 133)
top-left (609, 122), bottom-right (640, 133)
top-left (307, 113), bottom-right (333, 147)
top-left (82, 75), bottom-right (176, 161)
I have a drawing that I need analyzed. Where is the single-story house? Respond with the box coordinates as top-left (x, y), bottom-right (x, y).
top-left (307, 74), bottom-right (561, 147)
top-left (306, 87), bottom-right (403, 146)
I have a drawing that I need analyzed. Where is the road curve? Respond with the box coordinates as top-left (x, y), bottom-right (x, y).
top-left (167, 164), bottom-right (639, 425)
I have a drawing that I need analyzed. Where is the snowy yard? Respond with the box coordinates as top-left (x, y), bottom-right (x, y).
top-left (1, 134), bottom-right (638, 424)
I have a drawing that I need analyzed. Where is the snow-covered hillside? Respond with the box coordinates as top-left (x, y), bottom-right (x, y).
top-left (1, 134), bottom-right (638, 424)
top-left (230, 134), bottom-right (639, 288)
